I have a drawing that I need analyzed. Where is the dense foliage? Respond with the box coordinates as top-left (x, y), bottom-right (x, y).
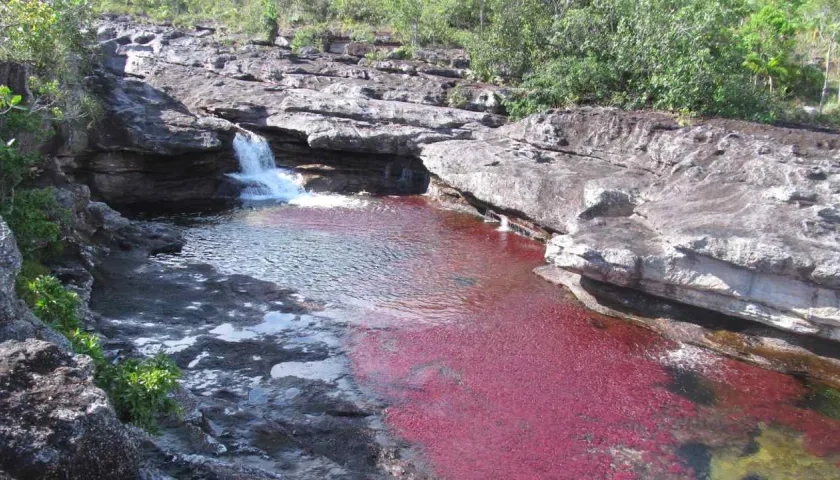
top-left (88, 0), bottom-right (840, 123)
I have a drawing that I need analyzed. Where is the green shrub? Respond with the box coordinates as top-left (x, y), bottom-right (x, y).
top-left (291, 25), bottom-right (327, 53)
top-left (2, 188), bottom-right (68, 261)
top-left (350, 25), bottom-right (376, 44)
top-left (104, 354), bottom-right (181, 432)
top-left (0, 141), bottom-right (36, 202)
top-left (335, 0), bottom-right (384, 25)
top-left (364, 49), bottom-right (386, 61)
top-left (446, 85), bottom-right (468, 109)
top-left (387, 45), bottom-right (414, 60)
top-left (27, 275), bottom-right (81, 330)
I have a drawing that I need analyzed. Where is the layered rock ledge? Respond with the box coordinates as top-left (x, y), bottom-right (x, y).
top-left (84, 20), bottom-right (840, 379)
top-left (423, 110), bottom-right (840, 343)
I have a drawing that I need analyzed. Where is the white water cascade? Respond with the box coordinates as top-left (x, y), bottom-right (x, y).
top-left (229, 131), bottom-right (364, 208)
top-left (497, 215), bottom-right (511, 232)
top-left (229, 132), bottom-right (307, 202)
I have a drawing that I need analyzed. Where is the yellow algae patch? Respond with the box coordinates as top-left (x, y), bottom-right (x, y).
top-left (711, 426), bottom-right (840, 480)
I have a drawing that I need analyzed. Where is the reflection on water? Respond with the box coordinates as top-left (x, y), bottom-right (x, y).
top-left (157, 196), bottom-right (840, 480)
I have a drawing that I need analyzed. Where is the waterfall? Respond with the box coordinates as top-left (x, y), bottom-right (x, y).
top-left (229, 131), bottom-right (365, 208)
top-left (229, 132), bottom-right (307, 202)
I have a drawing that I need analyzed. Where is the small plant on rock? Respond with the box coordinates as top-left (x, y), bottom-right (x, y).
top-left (350, 25), bottom-right (376, 44)
top-left (104, 353), bottom-right (181, 433)
top-left (446, 84), bottom-right (469, 109)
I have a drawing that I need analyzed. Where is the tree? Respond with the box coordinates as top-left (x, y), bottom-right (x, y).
top-left (468, 0), bottom-right (555, 79)
top-left (740, 1), bottom-right (801, 95)
top-left (800, 0), bottom-right (840, 112)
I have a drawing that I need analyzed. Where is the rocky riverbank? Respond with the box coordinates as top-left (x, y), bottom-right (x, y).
top-left (1, 188), bottom-right (430, 478)
top-left (2, 14), bottom-right (840, 478)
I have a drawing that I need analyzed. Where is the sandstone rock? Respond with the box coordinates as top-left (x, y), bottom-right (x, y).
top-left (535, 265), bottom-right (840, 388)
top-left (87, 20), bottom-right (840, 346)
top-left (65, 72), bottom-right (238, 206)
top-left (297, 46), bottom-right (320, 56)
top-left (0, 339), bottom-right (140, 479)
top-left (0, 221), bottom-right (22, 330)
top-left (96, 25), bottom-right (118, 42)
top-left (89, 74), bottom-right (234, 155)
top-left (131, 32), bottom-right (156, 45)
top-left (0, 63), bottom-right (31, 101)
top-left (422, 108), bottom-right (840, 341)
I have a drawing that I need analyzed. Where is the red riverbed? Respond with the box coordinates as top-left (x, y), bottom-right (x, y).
top-left (172, 196), bottom-right (840, 479)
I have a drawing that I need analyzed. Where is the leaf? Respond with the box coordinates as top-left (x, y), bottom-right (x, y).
top-left (10, 95), bottom-right (22, 106)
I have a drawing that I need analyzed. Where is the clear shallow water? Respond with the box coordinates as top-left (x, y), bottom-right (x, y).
top-left (158, 196), bottom-right (840, 480)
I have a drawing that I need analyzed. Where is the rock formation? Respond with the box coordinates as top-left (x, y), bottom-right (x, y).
top-left (0, 220), bottom-right (68, 346)
top-left (0, 339), bottom-right (140, 479)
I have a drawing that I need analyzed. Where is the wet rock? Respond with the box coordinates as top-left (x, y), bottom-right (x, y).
top-left (0, 339), bottom-right (140, 479)
top-left (131, 32), bottom-right (156, 44)
top-left (534, 265), bottom-right (840, 388)
top-left (297, 46), bottom-right (320, 56)
top-left (90, 252), bottom-right (420, 479)
top-left (96, 25), bottom-right (118, 42)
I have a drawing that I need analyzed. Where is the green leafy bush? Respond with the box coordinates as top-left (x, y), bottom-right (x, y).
top-left (387, 45), bottom-right (414, 60)
top-left (0, 0), bottom-right (97, 128)
top-left (350, 25), bottom-right (376, 44)
top-left (0, 140), bottom-right (36, 202)
top-left (291, 25), bottom-right (327, 53)
top-left (446, 85), bottom-right (468, 109)
top-left (2, 188), bottom-right (68, 261)
top-left (27, 275), bottom-right (80, 330)
top-left (105, 354), bottom-right (181, 432)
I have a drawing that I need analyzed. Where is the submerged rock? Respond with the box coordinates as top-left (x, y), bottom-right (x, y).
top-left (0, 339), bottom-right (140, 479)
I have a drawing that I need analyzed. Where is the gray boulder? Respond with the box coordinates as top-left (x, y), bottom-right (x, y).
top-left (344, 42), bottom-right (374, 57)
top-left (0, 340), bottom-right (140, 479)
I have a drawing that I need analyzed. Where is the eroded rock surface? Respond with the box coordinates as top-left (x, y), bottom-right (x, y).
top-left (422, 109), bottom-right (840, 342)
top-left (71, 19), bottom-right (505, 206)
top-left (0, 219), bottom-right (68, 346)
top-left (0, 339), bottom-right (140, 479)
